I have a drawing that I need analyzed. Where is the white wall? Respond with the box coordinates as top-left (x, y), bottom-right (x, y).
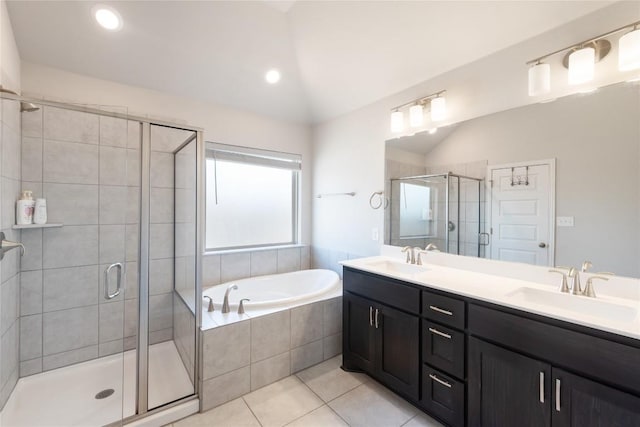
top-left (311, 2), bottom-right (640, 267)
top-left (20, 62), bottom-right (313, 244)
top-left (0, 0), bottom-right (20, 91)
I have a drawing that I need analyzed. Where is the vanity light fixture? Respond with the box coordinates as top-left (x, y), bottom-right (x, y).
top-left (526, 20), bottom-right (639, 96)
top-left (389, 90), bottom-right (446, 133)
top-left (619, 25), bottom-right (640, 71)
top-left (528, 62), bottom-right (551, 96)
top-left (409, 104), bottom-right (424, 127)
top-left (390, 110), bottom-right (404, 133)
top-left (568, 46), bottom-right (596, 85)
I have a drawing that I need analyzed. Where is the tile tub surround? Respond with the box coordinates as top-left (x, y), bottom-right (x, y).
top-left (199, 296), bottom-right (342, 411)
top-left (172, 356), bottom-right (444, 427)
top-left (1, 98), bottom-right (23, 409)
top-left (203, 246), bottom-right (311, 287)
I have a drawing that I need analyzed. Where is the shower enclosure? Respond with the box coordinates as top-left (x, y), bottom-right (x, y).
top-left (0, 94), bottom-right (203, 426)
top-left (388, 173), bottom-right (484, 257)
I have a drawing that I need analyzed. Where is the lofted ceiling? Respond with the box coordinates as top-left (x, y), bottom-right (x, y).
top-left (6, 1), bottom-right (610, 124)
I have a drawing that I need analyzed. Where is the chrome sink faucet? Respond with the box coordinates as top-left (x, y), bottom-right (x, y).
top-left (222, 284), bottom-right (238, 313)
top-left (401, 246), bottom-right (415, 264)
top-left (549, 269), bottom-right (570, 293)
top-left (568, 267), bottom-right (582, 295)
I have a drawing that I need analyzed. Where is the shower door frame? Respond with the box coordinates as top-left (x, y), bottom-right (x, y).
top-left (0, 91), bottom-right (204, 423)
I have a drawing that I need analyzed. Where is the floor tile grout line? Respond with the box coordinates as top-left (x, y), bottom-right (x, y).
top-left (241, 395), bottom-right (264, 427)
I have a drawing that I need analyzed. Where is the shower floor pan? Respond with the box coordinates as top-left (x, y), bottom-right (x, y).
top-left (1, 340), bottom-right (193, 426)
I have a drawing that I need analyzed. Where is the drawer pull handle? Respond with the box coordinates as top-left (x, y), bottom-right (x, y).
top-left (369, 306), bottom-right (373, 326)
top-left (555, 379), bottom-right (561, 411)
top-left (429, 305), bottom-right (453, 316)
top-left (539, 372), bottom-right (544, 403)
top-left (428, 327), bottom-right (452, 339)
top-left (429, 374), bottom-right (452, 388)
top-left (375, 308), bottom-right (379, 329)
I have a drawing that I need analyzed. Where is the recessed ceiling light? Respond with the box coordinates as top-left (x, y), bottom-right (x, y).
top-left (93, 5), bottom-right (123, 31)
top-left (265, 69), bottom-right (281, 84)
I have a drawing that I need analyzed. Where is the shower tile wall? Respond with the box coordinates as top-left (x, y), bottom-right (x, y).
top-left (0, 99), bottom-right (22, 409)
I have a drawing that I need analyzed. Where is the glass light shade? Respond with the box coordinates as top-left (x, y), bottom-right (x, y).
top-left (390, 111), bottom-right (404, 133)
top-left (430, 97), bottom-right (446, 122)
top-left (409, 104), bottom-right (424, 127)
top-left (619, 29), bottom-right (640, 72)
top-left (568, 47), bottom-right (595, 85)
top-left (528, 63), bottom-right (550, 96)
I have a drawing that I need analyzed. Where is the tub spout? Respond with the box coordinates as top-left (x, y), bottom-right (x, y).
top-left (222, 284), bottom-right (238, 313)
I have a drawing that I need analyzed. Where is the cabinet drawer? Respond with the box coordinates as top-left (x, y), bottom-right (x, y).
top-left (422, 290), bottom-right (465, 330)
top-left (344, 268), bottom-right (420, 314)
top-left (422, 320), bottom-right (465, 379)
top-left (421, 365), bottom-right (465, 427)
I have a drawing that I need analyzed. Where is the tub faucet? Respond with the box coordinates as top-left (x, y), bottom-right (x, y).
top-left (222, 284), bottom-right (238, 313)
top-left (203, 296), bottom-right (214, 312)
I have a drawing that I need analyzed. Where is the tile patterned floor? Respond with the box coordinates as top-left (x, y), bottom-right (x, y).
top-left (170, 355), bottom-right (443, 427)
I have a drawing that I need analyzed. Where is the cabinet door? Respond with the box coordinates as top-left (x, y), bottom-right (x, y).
top-left (468, 337), bottom-right (551, 427)
top-left (375, 303), bottom-right (420, 400)
top-left (343, 292), bottom-right (376, 373)
top-left (552, 368), bottom-right (640, 427)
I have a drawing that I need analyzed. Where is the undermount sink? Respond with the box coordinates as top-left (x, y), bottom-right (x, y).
top-left (505, 287), bottom-right (639, 323)
top-left (365, 260), bottom-right (429, 275)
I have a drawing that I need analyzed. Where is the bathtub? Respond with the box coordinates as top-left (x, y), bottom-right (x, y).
top-left (204, 269), bottom-right (341, 312)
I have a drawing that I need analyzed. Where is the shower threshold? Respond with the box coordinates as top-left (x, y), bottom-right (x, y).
top-left (1, 340), bottom-right (193, 427)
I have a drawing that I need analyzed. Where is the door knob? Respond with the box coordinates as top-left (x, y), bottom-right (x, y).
top-left (539, 242), bottom-right (547, 248)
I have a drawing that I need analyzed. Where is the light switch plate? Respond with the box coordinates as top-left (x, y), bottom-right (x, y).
top-left (557, 216), bottom-right (574, 227)
top-left (371, 228), bottom-right (379, 241)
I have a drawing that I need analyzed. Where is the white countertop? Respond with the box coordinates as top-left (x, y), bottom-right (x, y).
top-left (341, 256), bottom-right (640, 341)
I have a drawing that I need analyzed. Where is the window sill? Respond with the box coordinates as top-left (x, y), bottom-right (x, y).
top-left (204, 244), bottom-right (305, 256)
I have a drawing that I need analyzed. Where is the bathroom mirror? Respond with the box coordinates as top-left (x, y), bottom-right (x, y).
top-left (384, 81), bottom-right (640, 278)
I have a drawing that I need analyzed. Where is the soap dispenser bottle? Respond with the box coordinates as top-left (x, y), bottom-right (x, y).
top-left (16, 190), bottom-right (35, 225)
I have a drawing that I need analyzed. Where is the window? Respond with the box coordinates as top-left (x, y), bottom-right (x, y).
top-left (205, 143), bottom-right (300, 251)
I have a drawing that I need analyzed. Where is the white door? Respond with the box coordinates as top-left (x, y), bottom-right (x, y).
top-left (489, 162), bottom-right (554, 266)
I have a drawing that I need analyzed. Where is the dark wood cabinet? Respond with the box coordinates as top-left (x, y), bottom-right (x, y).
top-left (375, 302), bottom-right (420, 398)
top-left (342, 285), bottom-right (419, 400)
top-left (468, 337), bottom-right (551, 427)
top-left (552, 368), bottom-right (640, 427)
top-left (343, 292), bottom-right (376, 373)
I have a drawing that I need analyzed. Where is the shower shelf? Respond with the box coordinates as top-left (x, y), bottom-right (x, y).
top-left (13, 223), bottom-right (63, 230)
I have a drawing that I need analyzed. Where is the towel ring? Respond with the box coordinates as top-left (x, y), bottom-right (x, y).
top-left (369, 191), bottom-right (388, 209)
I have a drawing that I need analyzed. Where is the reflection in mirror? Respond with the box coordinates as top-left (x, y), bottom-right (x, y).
top-left (385, 82), bottom-right (640, 278)
top-left (387, 174), bottom-right (482, 257)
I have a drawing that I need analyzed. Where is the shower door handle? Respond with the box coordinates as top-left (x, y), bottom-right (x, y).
top-left (104, 263), bottom-right (123, 300)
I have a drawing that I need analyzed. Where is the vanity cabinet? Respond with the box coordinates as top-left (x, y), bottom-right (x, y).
top-left (468, 303), bottom-right (640, 427)
top-left (343, 266), bottom-right (640, 427)
top-left (468, 337), bottom-right (551, 427)
top-left (343, 271), bottom-right (420, 400)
